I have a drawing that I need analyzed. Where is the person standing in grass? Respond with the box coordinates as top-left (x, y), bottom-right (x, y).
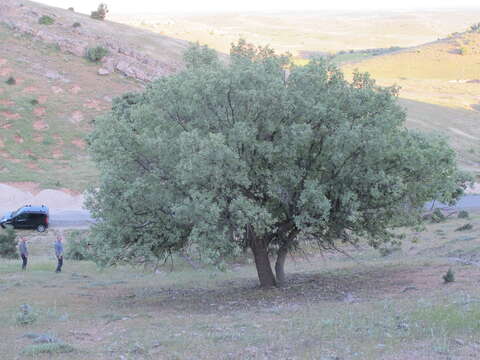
top-left (54, 232), bottom-right (64, 273)
top-left (19, 237), bottom-right (28, 271)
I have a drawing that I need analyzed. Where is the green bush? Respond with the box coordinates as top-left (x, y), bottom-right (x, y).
top-left (65, 231), bottom-right (91, 260)
top-left (6, 76), bottom-right (16, 85)
top-left (459, 46), bottom-right (469, 56)
top-left (38, 15), bottom-right (55, 25)
top-left (455, 223), bottom-right (473, 231)
top-left (85, 46), bottom-right (109, 62)
top-left (443, 268), bottom-right (455, 283)
top-left (16, 304), bottom-right (37, 325)
top-left (0, 228), bottom-right (17, 259)
top-left (458, 210), bottom-right (469, 219)
top-left (469, 22), bottom-right (480, 32)
top-left (90, 3), bottom-right (109, 20)
top-left (30, 98), bottom-right (39, 105)
top-left (431, 208), bottom-right (446, 223)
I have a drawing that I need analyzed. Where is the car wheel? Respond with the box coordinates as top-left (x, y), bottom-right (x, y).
top-left (36, 224), bottom-right (46, 232)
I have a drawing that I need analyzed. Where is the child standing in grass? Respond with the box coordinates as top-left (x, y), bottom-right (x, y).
top-left (19, 237), bottom-right (28, 271)
top-left (54, 232), bottom-right (64, 273)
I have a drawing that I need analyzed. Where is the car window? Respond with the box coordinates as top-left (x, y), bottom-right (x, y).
top-left (15, 213), bottom-right (29, 221)
top-left (11, 207), bottom-right (24, 217)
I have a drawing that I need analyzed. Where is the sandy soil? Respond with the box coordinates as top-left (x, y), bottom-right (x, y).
top-left (0, 182), bottom-right (85, 212)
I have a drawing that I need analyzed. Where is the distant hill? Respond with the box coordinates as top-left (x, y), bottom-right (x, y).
top-left (0, 0), bottom-right (191, 191)
top-left (113, 10), bottom-right (480, 55)
top-left (342, 31), bottom-right (480, 111)
top-left (340, 30), bottom-right (480, 174)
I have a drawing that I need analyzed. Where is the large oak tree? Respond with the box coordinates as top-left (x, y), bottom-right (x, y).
top-left (87, 41), bottom-right (466, 287)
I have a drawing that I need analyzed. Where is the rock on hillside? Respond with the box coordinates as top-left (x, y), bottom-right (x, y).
top-left (0, 0), bottom-right (190, 82)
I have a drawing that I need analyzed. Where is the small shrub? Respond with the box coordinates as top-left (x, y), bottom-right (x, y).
top-left (68, 7), bottom-right (75, 11)
top-left (455, 223), bottom-right (473, 231)
top-left (65, 230), bottom-right (91, 260)
top-left (458, 210), bottom-right (469, 219)
top-left (16, 304), bottom-right (37, 325)
top-left (38, 15), bottom-right (55, 25)
top-left (90, 3), bottom-right (109, 20)
top-left (469, 22), bottom-right (480, 32)
top-left (0, 228), bottom-right (17, 259)
top-left (459, 46), bottom-right (469, 55)
top-left (30, 99), bottom-right (39, 105)
top-left (431, 208), bottom-right (446, 223)
top-left (443, 268), bottom-right (455, 283)
top-left (6, 76), bottom-right (16, 85)
top-left (378, 245), bottom-right (401, 257)
top-left (72, 22), bottom-right (81, 28)
top-left (85, 46), bottom-right (109, 62)
top-left (21, 343), bottom-right (75, 355)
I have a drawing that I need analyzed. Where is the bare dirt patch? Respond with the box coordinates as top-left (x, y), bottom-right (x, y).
top-left (0, 67), bottom-right (13, 76)
top-left (22, 85), bottom-right (37, 93)
top-left (33, 106), bottom-right (46, 117)
top-left (70, 110), bottom-right (84, 124)
top-left (37, 95), bottom-right (48, 104)
top-left (0, 99), bottom-right (14, 106)
top-left (0, 182), bottom-right (85, 209)
top-left (14, 134), bottom-right (23, 143)
top-left (33, 119), bottom-right (48, 130)
top-left (83, 99), bottom-right (104, 111)
top-left (72, 138), bottom-right (86, 149)
top-left (32, 133), bottom-right (43, 142)
top-left (52, 133), bottom-right (64, 146)
top-left (70, 85), bottom-right (82, 94)
top-left (52, 148), bottom-right (63, 159)
top-left (0, 111), bottom-right (20, 120)
top-left (51, 85), bottom-right (64, 94)
top-left (112, 265), bottom-right (460, 315)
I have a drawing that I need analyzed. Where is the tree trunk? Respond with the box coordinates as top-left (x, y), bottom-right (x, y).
top-left (275, 246), bottom-right (288, 287)
top-left (248, 227), bottom-right (276, 288)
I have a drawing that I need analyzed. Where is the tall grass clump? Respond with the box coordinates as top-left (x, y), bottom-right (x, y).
top-left (85, 46), bottom-right (108, 62)
top-left (38, 15), bottom-right (55, 25)
top-left (21, 343), bottom-right (75, 355)
top-left (16, 304), bottom-right (37, 325)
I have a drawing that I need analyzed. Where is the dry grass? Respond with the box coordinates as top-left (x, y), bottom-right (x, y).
top-left (342, 32), bottom-right (480, 111)
top-left (1, 211), bottom-right (480, 359)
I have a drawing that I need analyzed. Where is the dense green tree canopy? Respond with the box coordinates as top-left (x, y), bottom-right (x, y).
top-left (87, 41), bottom-right (466, 287)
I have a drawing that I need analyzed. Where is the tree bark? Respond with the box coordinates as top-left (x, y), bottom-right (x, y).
top-left (275, 246), bottom-right (288, 286)
top-left (248, 226), bottom-right (276, 288)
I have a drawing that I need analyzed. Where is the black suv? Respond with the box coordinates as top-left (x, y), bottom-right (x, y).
top-left (0, 205), bottom-right (49, 232)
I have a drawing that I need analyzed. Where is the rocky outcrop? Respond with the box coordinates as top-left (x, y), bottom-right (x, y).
top-left (0, 0), bottom-right (186, 82)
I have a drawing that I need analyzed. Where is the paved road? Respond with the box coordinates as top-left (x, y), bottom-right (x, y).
top-left (47, 195), bottom-right (480, 228)
top-left (3, 195), bottom-right (480, 230)
top-left (49, 210), bottom-right (95, 229)
top-left (427, 194), bottom-right (480, 210)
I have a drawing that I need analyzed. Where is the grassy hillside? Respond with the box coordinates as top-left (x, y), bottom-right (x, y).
top-left (0, 24), bottom-right (141, 191)
top-left (1, 211), bottom-right (480, 358)
top-left (400, 99), bottom-right (480, 174)
top-left (343, 31), bottom-right (480, 110)
top-left (0, 0), bottom-right (192, 191)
